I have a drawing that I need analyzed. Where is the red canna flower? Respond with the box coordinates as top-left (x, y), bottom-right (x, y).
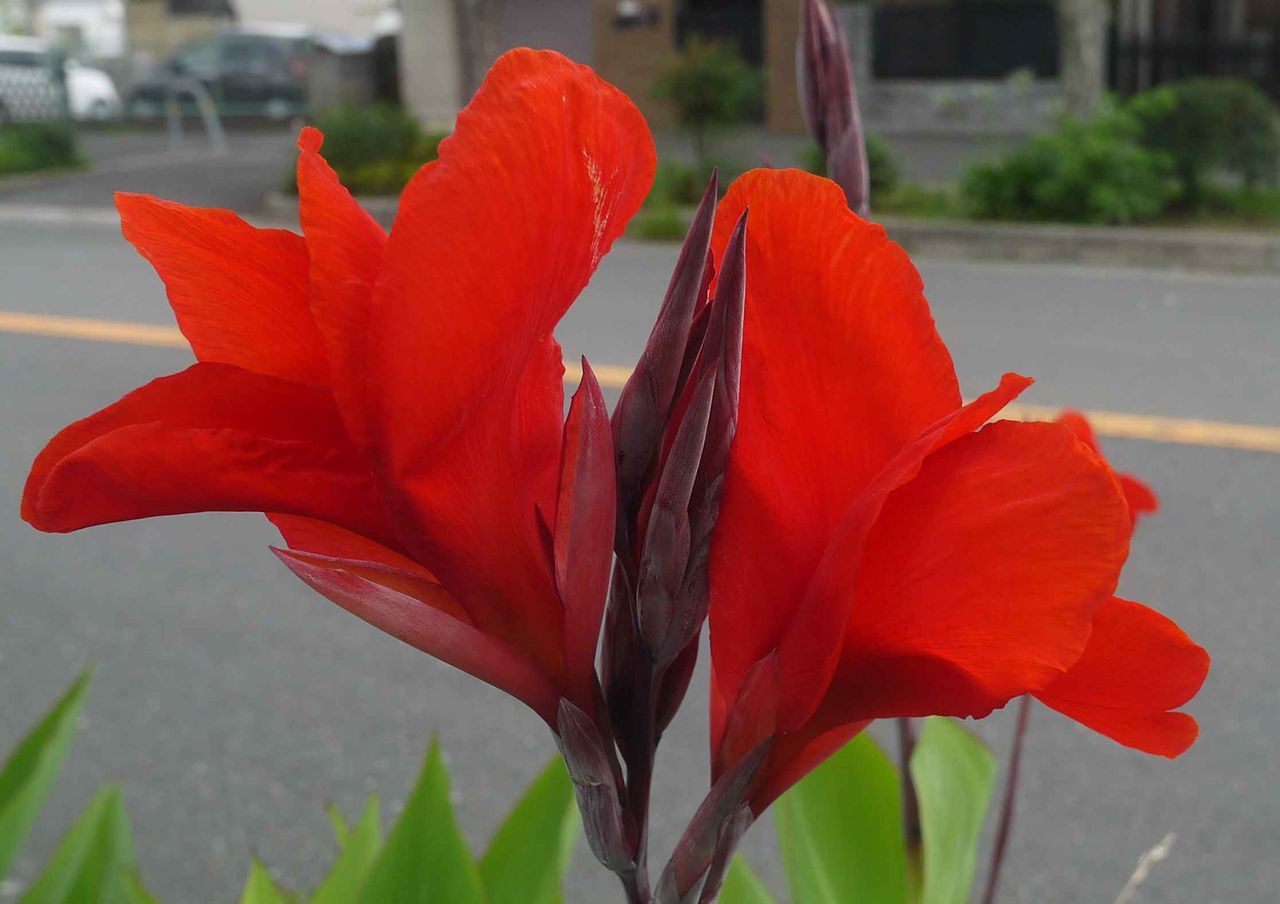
top-left (22, 49), bottom-right (655, 727)
top-left (705, 169), bottom-right (1208, 813)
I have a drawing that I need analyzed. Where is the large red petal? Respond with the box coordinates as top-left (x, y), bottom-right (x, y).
top-left (274, 548), bottom-right (559, 723)
top-left (823, 420), bottom-right (1131, 723)
top-left (1036, 597), bottom-right (1208, 757)
top-left (1057, 410), bottom-right (1159, 527)
top-left (24, 363), bottom-right (395, 544)
top-left (268, 515), bottom-right (427, 574)
top-left (367, 50), bottom-right (654, 676)
top-left (116, 193), bottom-right (327, 384)
top-left (295, 127), bottom-right (387, 449)
top-left (709, 168), bottom-right (962, 740)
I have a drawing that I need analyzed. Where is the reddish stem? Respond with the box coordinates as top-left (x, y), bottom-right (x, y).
top-left (981, 695), bottom-right (1033, 904)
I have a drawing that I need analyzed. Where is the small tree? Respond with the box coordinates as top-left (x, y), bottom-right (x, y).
top-left (652, 37), bottom-right (763, 170)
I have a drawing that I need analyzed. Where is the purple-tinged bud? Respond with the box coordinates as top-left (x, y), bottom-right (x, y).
top-left (697, 806), bottom-right (754, 904)
top-left (613, 173), bottom-right (718, 536)
top-left (554, 360), bottom-right (616, 704)
top-left (799, 0), bottom-right (870, 216)
top-left (557, 699), bottom-right (634, 872)
top-left (636, 366), bottom-right (716, 662)
top-left (655, 740), bottom-right (771, 904)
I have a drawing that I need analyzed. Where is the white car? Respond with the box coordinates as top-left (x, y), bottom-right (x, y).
top-left (65, 58), bottom-right (121, 120)
top-left (0, 35), bottom-right (121, 122)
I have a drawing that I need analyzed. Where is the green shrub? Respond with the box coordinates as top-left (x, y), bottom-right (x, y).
top-left (652, 37), bottom-right (763, 167)
top-left (287, 105), bottom-right (448, 195)
top-left (631, 203), bottom-right (690, 240)
top-left (0, 122), bottom-right (82, 176)
top-left (800, 133), bottom-right (901, 196)
top-left (1128, 78), bottom-right (1280, 206)
top-left (961, 105), bottom-right (1174, 224)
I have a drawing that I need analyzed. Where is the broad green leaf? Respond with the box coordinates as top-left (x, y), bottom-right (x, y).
top-left (718, 857), bottom-right (776, 904)
top-left (909, 718), bottom-right (998, 904)
top-left (0, 671), bottom-right (92, 878)
top-left (237, 860), bottom-right (293, 904)
top-left (310, 796), bottom-right (382, 904)
top-left (480, 757), bottom-right (579, 904)
top-left (775, 733), bottom-right (907, 904)
top-left (356, 741), bottom-right (484, 904)
top-left (18, 784), bottom-right (134, 904)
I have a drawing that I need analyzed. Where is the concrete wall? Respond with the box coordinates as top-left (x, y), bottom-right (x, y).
top-left (499, 0), bottom-right (592, 63)
top-left (399, 0), bottom-right (465, 127)
top-left (233, 0), bottom-right (390, 36)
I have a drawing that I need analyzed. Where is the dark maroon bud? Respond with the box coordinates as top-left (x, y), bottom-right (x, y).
top-left (655, 739), bottom-right (772, 903)
top-left (799, 0), bottom-right (870, 216)
top-left (636, 367), bottom-right (717, 661)
top-left (613, 173), bottom-right (718, 528)
top-left (697, 806), bottom-right (755, 904)
top-left (556, 699), bottom-right (633, 872)
top-left (554, 359), bottom-right (616, 700)
top-left (654, 636), bottom-right (699, 737)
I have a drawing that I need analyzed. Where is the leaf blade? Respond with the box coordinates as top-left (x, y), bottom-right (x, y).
top-left (355, 741), bottom-right (484, 904)
top-left (718, 857), bottom-right (776, 904)
top-left (775, 733), bottom-right (907, 904)
top-left (310, 796), bottom-right (382, 904)
top-left (0, 671), bottom-right (92, 878)
top-left (18, 784), bottom-right (135, 904)
top-left (480, 757), bottom-right (579, 904)
top-left (909, 717), bottom-right (998, 904)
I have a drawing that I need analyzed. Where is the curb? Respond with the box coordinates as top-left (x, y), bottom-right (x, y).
top-left (877, 216), bottom-right (1280, 276)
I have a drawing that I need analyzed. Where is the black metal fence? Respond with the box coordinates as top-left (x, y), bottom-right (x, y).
top-left (1109, 29), bottom-right (1280, 99)
top-left (873, 0), bottom-right (1059, 80)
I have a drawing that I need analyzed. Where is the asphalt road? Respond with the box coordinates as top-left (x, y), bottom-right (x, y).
top-left (0, 190), bottom-right (1277, 901)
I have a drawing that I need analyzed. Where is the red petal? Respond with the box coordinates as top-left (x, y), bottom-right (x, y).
top-left (1036, 597), bottom-right (1208, 757)
top-left (822, 420), bottom-right (1131, 722)
top-left (554, 361), bottom-right (616, 700)
top-left (773, 374), bottom-right (1031, 734)
top-left (1058, 410), bottom-right (1160, 527)
top-left (709, 168), bottom-right (963, 739)
top-left (295, 127), bottom-right (387, 449)
top-left (1119, 474), bottom-right (1160, 525)
top-left (116, 193), bottom-right (327, 384)
top-left (274, 548), bottom-right (560, 723)
top-left (24, 363), bottom-right (395, 544)
top-left (367, 50), bottom-right (653, 676)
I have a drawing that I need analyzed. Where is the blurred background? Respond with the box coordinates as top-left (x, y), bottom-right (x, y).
top-left (0, 1), bottom-right (1277, 902)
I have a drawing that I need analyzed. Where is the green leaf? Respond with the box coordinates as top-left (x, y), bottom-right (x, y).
top-left (310, 797), bottom-right (381, 904)
top-left (718, 857), bottom-right (776, 904)
top-left (775, 733), bottom-right (907, 904)
top-left (237, 860), bottom-right (293, 904)
top-left (18, 784), bottom-right (134, 904)
top-left (325, 804), bottom-right (350, 848)
top-left (0, 671), bottom-right (92, 878)
top-left (479, 757), bottom-right (579, 904)
top-left (355, 741), bottom-right (484, 904)
top-left (909, 718), bottom-right (998, 904)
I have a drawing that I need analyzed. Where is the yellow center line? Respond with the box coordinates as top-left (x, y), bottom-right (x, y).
top-left (5, 309), bottom-right (1279, 454)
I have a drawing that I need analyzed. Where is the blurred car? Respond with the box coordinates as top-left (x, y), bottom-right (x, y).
top-left (0, 35), bottom-right (68, 123)
top-left (0, 36), bottom-right (120, 123)
top-left (65, 59), bottom-right (122, 121)
top-left (128, 27), bottom-right (313, 120)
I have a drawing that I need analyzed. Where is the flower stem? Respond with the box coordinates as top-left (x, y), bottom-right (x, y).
top-left (981, 695), bottom-right (1033, 904)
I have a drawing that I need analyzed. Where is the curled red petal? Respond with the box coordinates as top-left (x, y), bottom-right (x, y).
top-left (1036, 596), bottom-right (1209, 757)
top-left (24, 363), bottom-right (396, 545)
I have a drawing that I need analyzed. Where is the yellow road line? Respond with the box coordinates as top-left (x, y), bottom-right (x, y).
top-left (0, 311), bottom-right (186, 348)
top-left (4, 310), bottom-right (1278, 454)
